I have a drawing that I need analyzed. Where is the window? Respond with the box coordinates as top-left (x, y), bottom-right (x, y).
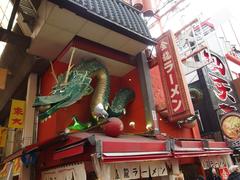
top-left (0, 0), bottom-right (16, 58)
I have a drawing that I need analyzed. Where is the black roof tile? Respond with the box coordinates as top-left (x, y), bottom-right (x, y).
top-left (49, 0), bottom-right (156, 45)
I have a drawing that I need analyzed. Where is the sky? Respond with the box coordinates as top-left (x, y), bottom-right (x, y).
top-left (191, 0), bottom-right (240, 18)
top-left (162, 0), bottom-right (240, 31)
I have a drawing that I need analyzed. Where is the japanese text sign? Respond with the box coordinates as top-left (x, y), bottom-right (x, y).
top-left (113, 161), bottom-right (167, 179)
top-left (41, 163), bottom-right (86, 180)
top-left (201, 50), bottom-right (239, 147)
top-left (200, 156), bottom-right (227, 170)
top-left (8, 99), bottom-right (25, 128)
top-left (157, 30), bottom-right (194, 122)
top-left (202, 50), bottom-right (238, 113)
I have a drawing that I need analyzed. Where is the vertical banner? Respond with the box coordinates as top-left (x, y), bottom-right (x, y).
top-left (201, 50), bottom-right (238, 113)
top-left (200, 50), bottom-right (240, 147)
top-left (156, 30), bottom-right (194, 122)
top-left (0, 127), bottom-right (7, 147)
top-left (8, 99), bottom-right (25, 128)
top-left (12, 158), bottom-right (21, 176)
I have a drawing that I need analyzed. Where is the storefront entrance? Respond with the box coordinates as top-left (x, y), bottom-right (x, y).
top-left (180, 164), bottom-right (199, 180)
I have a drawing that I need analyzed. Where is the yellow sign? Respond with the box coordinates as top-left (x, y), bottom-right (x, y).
top-left (13, 158), bottom-right (21, 176)
top-left (0, 127), bottom-right (7, 147)
top-left (0, 162), bottom-right (9, 177)
top-left (0, 158), bottom-right (21, 177)
top-left (8, 99), bottom-right (25, 128)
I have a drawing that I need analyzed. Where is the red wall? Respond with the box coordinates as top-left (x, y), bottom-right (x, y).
top-left (38, 61), bottom-right (147, 142)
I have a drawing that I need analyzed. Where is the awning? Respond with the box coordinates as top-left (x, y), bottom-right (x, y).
top-left (2, 133), bottom-right (68, 164)
top-left (2, 133), bottom-right (233, 168)
top-left (172, 139), bottom-right (232, 158)
top-left (69, 133), bottom-right (172, 163)
top-left (173, 150), bottom-right (232, 158)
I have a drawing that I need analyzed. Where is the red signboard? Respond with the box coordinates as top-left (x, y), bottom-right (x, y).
top-left (156, 30), bottom-right (194, 122)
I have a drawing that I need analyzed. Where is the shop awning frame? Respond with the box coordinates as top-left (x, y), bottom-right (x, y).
top-left (2, 132), bottom-right (234, 166)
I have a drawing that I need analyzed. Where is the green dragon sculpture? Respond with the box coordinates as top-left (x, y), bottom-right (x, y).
top-left (33, 59), bottom-right (135, 130)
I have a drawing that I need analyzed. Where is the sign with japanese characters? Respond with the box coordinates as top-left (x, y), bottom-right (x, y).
top-left (200, 156), bottom-right (228, 170)
top-left (41, 163), bottom-right (86, 180)
top-left (8, 99), bottom-right (25, 128)
top-left (112, 161), bottom-right (168, 179)
top-left (157, 30), bottom-right (194, 122)
top-left (0, 127), bottom-right (7, 147)
top-left (201, 50), bottom-right (238, 113)
top-left (200, 50), bottom-right (240, 147)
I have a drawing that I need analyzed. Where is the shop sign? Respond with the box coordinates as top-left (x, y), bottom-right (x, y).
top-left (201, 50), bottom-right (240, 147)
top-left (12, 158), bottom-right (21, 176)
top-left (8, 99), bottom-right (25, 129)
top-left (0, 158), bottom-right (21, 178)
top-left (201, 50), bottom-right (238, 113)
top-left (200, 156), bottom-right (227, 170)
top-left (0, 162), bottom-right (12, 178)
top-left (41, 163), bottom-right (86, 180)
top-left (156, 30), bottom-right (194, 122)
top-left (113, 161), bottom-right (168, 179)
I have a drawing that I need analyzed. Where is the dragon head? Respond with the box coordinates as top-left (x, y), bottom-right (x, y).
top-left (33, 71), bottom-right (93, 121)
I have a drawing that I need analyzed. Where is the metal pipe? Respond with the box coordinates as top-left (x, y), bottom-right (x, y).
top-left (229, 19), bottom-right (240, 48)
top-left (7, 0), bottom-right (21, 31)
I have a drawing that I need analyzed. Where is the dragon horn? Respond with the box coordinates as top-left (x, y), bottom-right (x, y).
top-left (49, 60), bottom-right (58, 84)
top-left (64, 47), bottom-right (76, 84)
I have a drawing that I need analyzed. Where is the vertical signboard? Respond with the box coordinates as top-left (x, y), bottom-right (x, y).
top-left (156, 30), bottom-right (194, 122)
top-left (201, 50), bottom-right (238, 113)
top-left (8, 99), bottom-right (25, 129)
top-left (200, 50), bottom-right (239, 147)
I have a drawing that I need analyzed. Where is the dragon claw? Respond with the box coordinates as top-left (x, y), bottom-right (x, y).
top-left (123, 108), bottom-right (126, 115)
top-left (93, 103), bottom-right (109, 120)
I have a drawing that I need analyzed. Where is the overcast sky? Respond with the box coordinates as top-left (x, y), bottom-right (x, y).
top-left (162, 0), bottom-right (240, 29)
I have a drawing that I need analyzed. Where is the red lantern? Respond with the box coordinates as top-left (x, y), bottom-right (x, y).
top-left (142, 0), bottom-right (154, 17)
top-left (132, 0), bottom-right (143, 11)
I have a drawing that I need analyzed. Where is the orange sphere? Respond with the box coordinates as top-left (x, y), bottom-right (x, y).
top-left (103, 117), bottom-right (124, 137)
